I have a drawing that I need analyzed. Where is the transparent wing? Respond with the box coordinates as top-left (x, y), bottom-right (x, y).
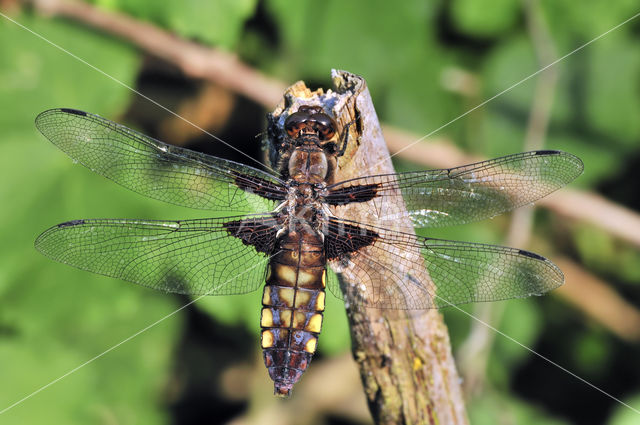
top-left (326, 219), bottom-right (563, 309)
top-left (35, 214), bottom-right (281, 295)
top-left (35, 109), bottom-right (286, 213)
top-left (326, 151), bottom-right (583, 229)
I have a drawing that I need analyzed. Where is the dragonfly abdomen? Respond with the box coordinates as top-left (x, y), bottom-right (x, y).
top-left (260, 230), bottom-right (326, 397)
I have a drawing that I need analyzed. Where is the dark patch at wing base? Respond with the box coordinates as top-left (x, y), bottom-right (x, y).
top-left (324, 218), bottom-right (379, 260)
top-left (224, 216), bottom-right (279, 254)
top-left (324, 183), bottom-right (381, 205)
top-left (230, 171), bottom-right (288, 202)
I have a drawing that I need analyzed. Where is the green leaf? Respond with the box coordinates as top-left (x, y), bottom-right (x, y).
top-left (197, 287), bottom-right (262, 330)
top-left (573, 224), bottom-right (616, 273)
top-left (319, 288), bottom-right (350, 355)
top-left (482, 35), bottom-right (573, 128)
top-left (573, 224), bottom-right (640, 282)
top-left (584, 36), bottom-right (640, 145)
top-left (451, 0), bottom-right (521, 37)
top-left (0, 265), bottom-right (180, 425)
top-left (618, 247), bottom-right (640, 283)
top-left (0, 14), bottom-right (139, 129)
top-left (488, 299), bottom-right (542, 386)
top-left (572, 331), bottom-right (610, 378)
top-left (542, 0), bottom-right (640, 40)
top-left (607, 394), bottom-right (640, 425)
top-left (96, 0), bottom-right (259, 48)
top-left (165, 0), bottom-right (259, 48)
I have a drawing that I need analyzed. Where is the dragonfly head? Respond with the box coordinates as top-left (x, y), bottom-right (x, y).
top-left (284, 105), bottom-right (337, 141)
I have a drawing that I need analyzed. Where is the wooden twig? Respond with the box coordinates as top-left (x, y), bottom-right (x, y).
top-left (157, 83), bottom-right (236, 146)
top-left (330, 71), bottom-right (468, 424)
top-left (555, 258), bottom-right (640, 342)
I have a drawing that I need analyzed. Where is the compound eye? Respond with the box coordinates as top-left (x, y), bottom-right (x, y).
top-left (310, 113), bottom-right (336, 140)
top-left (285, 111), bottom-right (310, 137)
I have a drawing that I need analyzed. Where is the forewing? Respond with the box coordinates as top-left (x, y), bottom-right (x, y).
top-left (326, 219), bottom-right (563, 309)
top-left (326, 151), bottom-right (583, 229)
top-left (35, 109), bottom-right (286, 213)
top-left (35, 214), bottom-right (280, 295)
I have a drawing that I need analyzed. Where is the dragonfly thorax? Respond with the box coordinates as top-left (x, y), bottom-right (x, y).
top-left (288, 147), bottom-right (329, 183)
top-left (281, 181), bottom-right (327, 233)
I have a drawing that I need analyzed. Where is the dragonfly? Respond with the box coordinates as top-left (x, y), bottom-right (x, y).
top-left (34, 106), bottom-right (583, 397)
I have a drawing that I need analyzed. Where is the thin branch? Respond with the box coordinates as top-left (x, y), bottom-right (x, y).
top-left (554, 257), bottom-right (640, 342)
top-left (31, 0), bottom-right (287, 107)
top-left (158, 83), bottom-right (237, 146)
top-left (331, 71), bottom-right (468, 424)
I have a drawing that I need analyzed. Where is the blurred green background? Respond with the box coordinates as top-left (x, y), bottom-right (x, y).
top-left (1, 0), bottom-right (640, 424)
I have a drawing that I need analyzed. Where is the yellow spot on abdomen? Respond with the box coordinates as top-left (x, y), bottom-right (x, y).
top-left (321, 270), bottom-right (326, 288)
top-left (262, 288), bottom-right (271, 306)
top-left (306, 313), bottom-right (323, 333)
top-left (261, 330), bottom-right (274, 348)
top-left (260, 308), bottom-right (274, 327)
top-left (315, 291), bottom-right (325, 311)
top-left (304, 336), bottom-right (317, 353)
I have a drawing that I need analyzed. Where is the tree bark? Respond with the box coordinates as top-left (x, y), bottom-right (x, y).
top-left (268, 70), bottom-right (468, 424)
